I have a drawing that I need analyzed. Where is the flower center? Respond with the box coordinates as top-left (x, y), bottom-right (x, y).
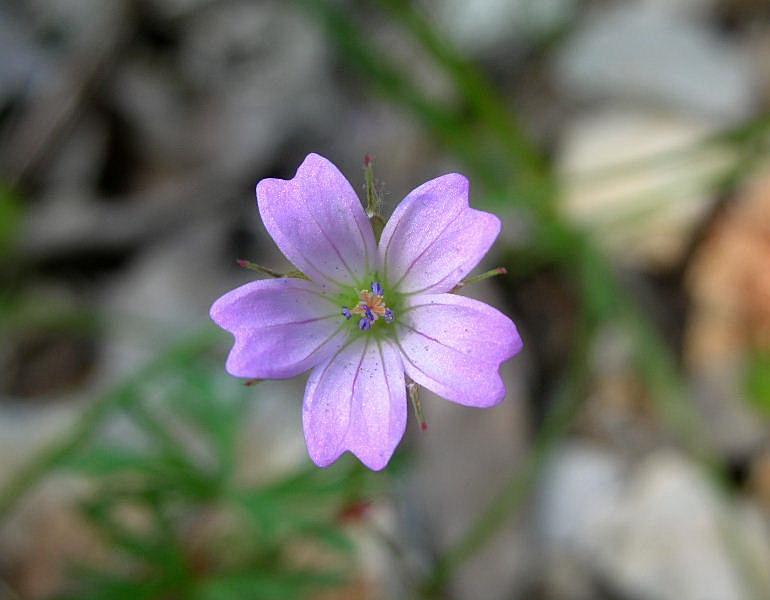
top-left (341, 281), bottom-right (394, 331)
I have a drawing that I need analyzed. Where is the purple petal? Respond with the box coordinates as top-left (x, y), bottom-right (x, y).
top-left (303, 338), bottom-right (406, 471)
top-left (257, 154), bottom-right (378, 291)
top-left (210, 278), bottom-right (348, 379)
top-left (395, 294), bottom-right (522, 407)
top-left (379, 174), bottom-right (501, 295)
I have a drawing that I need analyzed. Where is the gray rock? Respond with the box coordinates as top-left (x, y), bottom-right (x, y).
top-left (97, 216), bottom-right (234, 375)
top-left (0, 7), bottom-right (54, 104)
top-left (233, 379), bottom-right (308, 485)
top-left (433, 0), bottom-right (578, 55)
top-left (536, 442), bottom-right (625, 553)
top-left (143, 0), bottom-right (212, 20)
top-left (20, 175), bottom-right (237, 259)
top-left (109, 58), bottom-right (197, 171)
top-left (691, 368), bottom-right (767, 458)
top-left (179, 1), bottom-right (335, 177)
top-left (641, 0), bottom-right (718, 19)
top-left (536, 447), bottom-right (770, 600)
top-left (0, 405), bottom-right (81, 490)
top-left (26, 0), bottom-right (123, 49)
top-left (40, 115), bottom-right (107, 189)
top-left (556, 4), bottom-right (756, 124)
top-left (0, 475), bottom-right (98, 599)
top-left (558, 108), bottom-right (735, 269)
top-left (534, 442), bottom-right (626, 598)
top-left (597, 453), bottom-right (769, 600)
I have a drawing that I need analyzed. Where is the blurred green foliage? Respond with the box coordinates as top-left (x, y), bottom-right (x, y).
top-left (745, 351), bottom-right (770, 418)
top-left (0, 183), bottom-right (22, 258)
top-left (47, 342), bottom-right (388, 600)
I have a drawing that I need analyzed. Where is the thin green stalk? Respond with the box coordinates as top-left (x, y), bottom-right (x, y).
top-left (294, 0), bottom-right (506, 194)
top-left (375, 0), bottom-right (551, 197)
top-left (120, 397), bottom-right (201, 474)
top-left (573, 242), bottom-right (718, 468)
top-left (0, 395), bottom-right (112, 520)
top-left (421, 302), bottom-right (594, 596)
top-left (623, 299), bottom-right (715, 467)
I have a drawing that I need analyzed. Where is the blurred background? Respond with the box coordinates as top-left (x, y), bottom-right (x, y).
top-left (1, 0), bottom-right (770, 598)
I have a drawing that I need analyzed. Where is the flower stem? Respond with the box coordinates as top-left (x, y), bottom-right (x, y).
top-left (419, 304), bottom-right (593, 596)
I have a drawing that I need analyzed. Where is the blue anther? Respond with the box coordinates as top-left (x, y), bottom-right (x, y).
top-left (371, 281), bottom-right (383, 296)
top-left (363, 305), bottom-right (375, 322)
top-left (358, 317), bottom-right (372, 331)
top-left (383, 308), bottom-right (394, 323)
top-left (341, 307), bottom-right (352, 320)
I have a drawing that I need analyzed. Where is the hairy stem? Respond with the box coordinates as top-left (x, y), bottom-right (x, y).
top-left (452, 267), bottom-right (508, 292)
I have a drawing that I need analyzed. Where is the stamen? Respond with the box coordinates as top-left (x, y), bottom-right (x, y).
top-left (362, 304), bottom-right (375, 322)
top-left (345, 282), bottom-right (394, 330)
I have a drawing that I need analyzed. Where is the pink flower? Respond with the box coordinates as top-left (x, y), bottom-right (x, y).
top-left (210, 154), bottom-right (522, 470)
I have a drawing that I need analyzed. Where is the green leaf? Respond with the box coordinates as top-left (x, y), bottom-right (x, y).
top-left (59, 446), bottom-right (156, 476)
top-left (54, 566), bottom-right (169, 600)
top-left (79, 499), bottom-right (181, 567)
top-left (0, 183), bottom-right (22, 257)
top-left (745, 351), bottom-right (770, 417)
top-left (193, 570), bottom-right (346, 600)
